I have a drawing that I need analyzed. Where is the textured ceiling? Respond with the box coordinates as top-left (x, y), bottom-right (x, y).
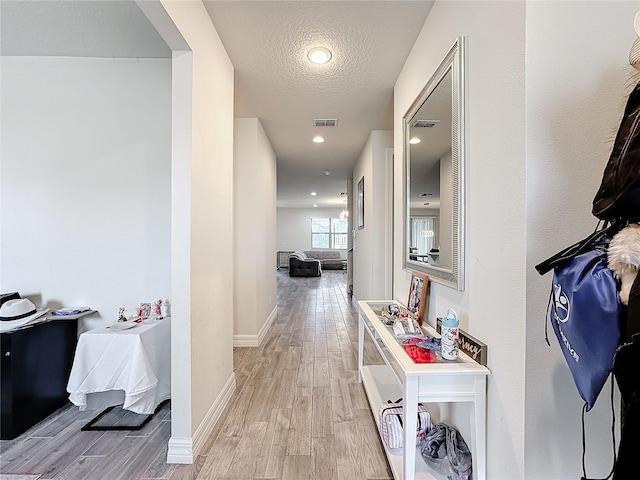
top-left (203, 1), bottom-right (434, 208)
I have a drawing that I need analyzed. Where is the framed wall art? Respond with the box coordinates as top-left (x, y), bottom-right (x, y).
top-left (357, 176), bottom-right (364, 230)
top-left (407, 272), bottom-right (430, 325)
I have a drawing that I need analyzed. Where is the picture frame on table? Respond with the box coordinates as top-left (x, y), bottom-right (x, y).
top-left (139, 303), bottom-right (151, 320)
top-left (357, 176), bottom-right (364, 230)
top-left (407, 272), bottom-right (430, 325)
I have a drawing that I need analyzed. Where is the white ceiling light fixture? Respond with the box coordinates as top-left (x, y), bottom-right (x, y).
top-left (313, 204), bottom-right (318, 207)
top-left (310, 192), bottom-right (317, 196)
top-left (409, 137), bottom-right (421, 145)
top-left (313, 136), bottom-right (325, 144)
top-left (307, 46), bottom-right (332, 65)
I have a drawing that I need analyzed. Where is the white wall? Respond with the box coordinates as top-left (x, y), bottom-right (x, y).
top-left (394, 2), bottom-right (526, 478)
top-left (234, 118), bottom-right (277, 341)
top-left (352, 130), bottom-right (393, 300)
top-left (277, 207), bottom-right (345, 255)
top-left (160, 0), bottom-right (235, 462)
top-left (395, 1), bottom-right (640, 478)
top-left (0, 56), bottom-right (171, 333)
top-left (525, 2), bottom-right (638, 478)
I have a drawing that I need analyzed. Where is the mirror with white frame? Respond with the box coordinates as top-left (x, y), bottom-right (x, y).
top-left (403, 37), bottom-right (465, 290)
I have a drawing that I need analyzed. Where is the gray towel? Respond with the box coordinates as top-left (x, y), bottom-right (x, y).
top-left (420, 423), bottom-right (472, 480)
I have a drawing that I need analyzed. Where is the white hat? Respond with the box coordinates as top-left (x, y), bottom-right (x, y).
top-left (0, 299), bottom-right (49, 333)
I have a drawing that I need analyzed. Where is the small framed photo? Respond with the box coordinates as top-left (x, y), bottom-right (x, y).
top-left (357, 176), bottom-right (365, 230)
top-left (139, 302), bottom-right (152, 320)
top-left (407, 272), bottom-right (430, 325)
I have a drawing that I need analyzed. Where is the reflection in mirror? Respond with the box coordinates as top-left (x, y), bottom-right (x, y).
top-left (404, 37), bottom-right (465, 290)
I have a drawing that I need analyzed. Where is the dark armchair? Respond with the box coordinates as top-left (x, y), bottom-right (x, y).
top-left (289, 252), bottom-right (322, 277)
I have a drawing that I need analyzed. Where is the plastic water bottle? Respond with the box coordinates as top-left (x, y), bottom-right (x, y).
top-left (441, 308), bottom-right (459, 360)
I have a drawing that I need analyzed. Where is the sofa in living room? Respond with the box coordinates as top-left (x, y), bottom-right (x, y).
top-left (303, 250), bottom-right (345, 270)
top-left (289, 252), bottom-right (321, 277)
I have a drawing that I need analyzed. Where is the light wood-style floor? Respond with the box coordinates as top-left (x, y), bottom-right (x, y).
top-left (0, 270), bottom-right (390, 480)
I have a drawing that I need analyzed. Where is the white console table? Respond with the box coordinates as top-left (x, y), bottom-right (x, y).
top-left (358, 300), bottom-right (490, 480)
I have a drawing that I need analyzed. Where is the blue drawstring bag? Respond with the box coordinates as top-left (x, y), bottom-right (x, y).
top-left (545, 248), bottom-right (622, 411)
top-left (536, 224), bottom-right (623, 479)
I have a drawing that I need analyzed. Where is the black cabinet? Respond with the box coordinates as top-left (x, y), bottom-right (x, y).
top-left (1, 320), bottom-right (78, 440)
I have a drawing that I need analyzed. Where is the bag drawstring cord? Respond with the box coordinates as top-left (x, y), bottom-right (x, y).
top-left (581, 375), bottom-right (617, 480)
top-left (545, 287), bottom-right (553, 347)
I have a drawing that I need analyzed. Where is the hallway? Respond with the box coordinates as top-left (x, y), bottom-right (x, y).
top-left (0, 270), bottom-right (390, 480)
top-left (190, 270), bottom-right (391, 479)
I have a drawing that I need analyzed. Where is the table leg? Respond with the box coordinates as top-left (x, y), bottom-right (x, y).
top-left (358, 314), bottom-right (364, 383)
top-left (403, 376), bottom-right (419, 480)
top-left (472, 376), bottom-right (487, 480)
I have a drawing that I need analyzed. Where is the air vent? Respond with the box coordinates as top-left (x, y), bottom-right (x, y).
top-left (414, 120), bottom-right (440, 128)
top-left (313, 119), bottom-right (338, 127)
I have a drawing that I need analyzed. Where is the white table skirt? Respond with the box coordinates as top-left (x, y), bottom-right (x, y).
top-left (67, 317), bottom-right (171, 415)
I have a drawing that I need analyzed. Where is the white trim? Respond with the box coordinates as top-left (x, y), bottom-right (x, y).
top-left (192, 373), bottom-right (236, 457)
top-left (233, 306), bottom-right (276, 347)
top-left (135, 1), bottom-right (189, 51)
top-left (168, 47), bottom-right (194, 458)
top-left (233, 334), bottom-right (259, 347)
top-left (257, 305), bottom-right (277, 345)
top-left (384, 147), bottom-right (394, 299)
top-left (351, 293), bottom-right (360, 309)
top-left (166, 372), bottom-right (236, 464)
top-left (166, 437), bottom-right (193, 464)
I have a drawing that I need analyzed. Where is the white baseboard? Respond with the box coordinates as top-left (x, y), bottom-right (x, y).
top-left (192, 372), bottom-right (236, 457)
top-left (351, 293), bottom-right (360, 308)
top-left (257, 305), bottom-right (277, 345)
top-left (233, 305), bottom-right (276, 347)
top-left (233, 335), bottom-right (258, 347)
top-left (166, 437), bottom-right (193, 464)
top-left (166, 372), bottom-right (236, 464)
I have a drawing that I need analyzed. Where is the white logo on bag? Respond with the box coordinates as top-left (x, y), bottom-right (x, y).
top-left (549, 283), bottom-right (579, 362)
top-left (552, 284), bottom-right (570, 323)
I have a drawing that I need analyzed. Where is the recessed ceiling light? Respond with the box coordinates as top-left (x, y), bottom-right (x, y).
top-left (311, 192), bottom-right (317, 196)
top-left (307, 47), bottom-right (332, 65)
top-left (313, 204), bottom-right (318, 207)
top-left (313, 136), bottom-right (325, 144)
top-left (409, 137), bottom-right (421, 145)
